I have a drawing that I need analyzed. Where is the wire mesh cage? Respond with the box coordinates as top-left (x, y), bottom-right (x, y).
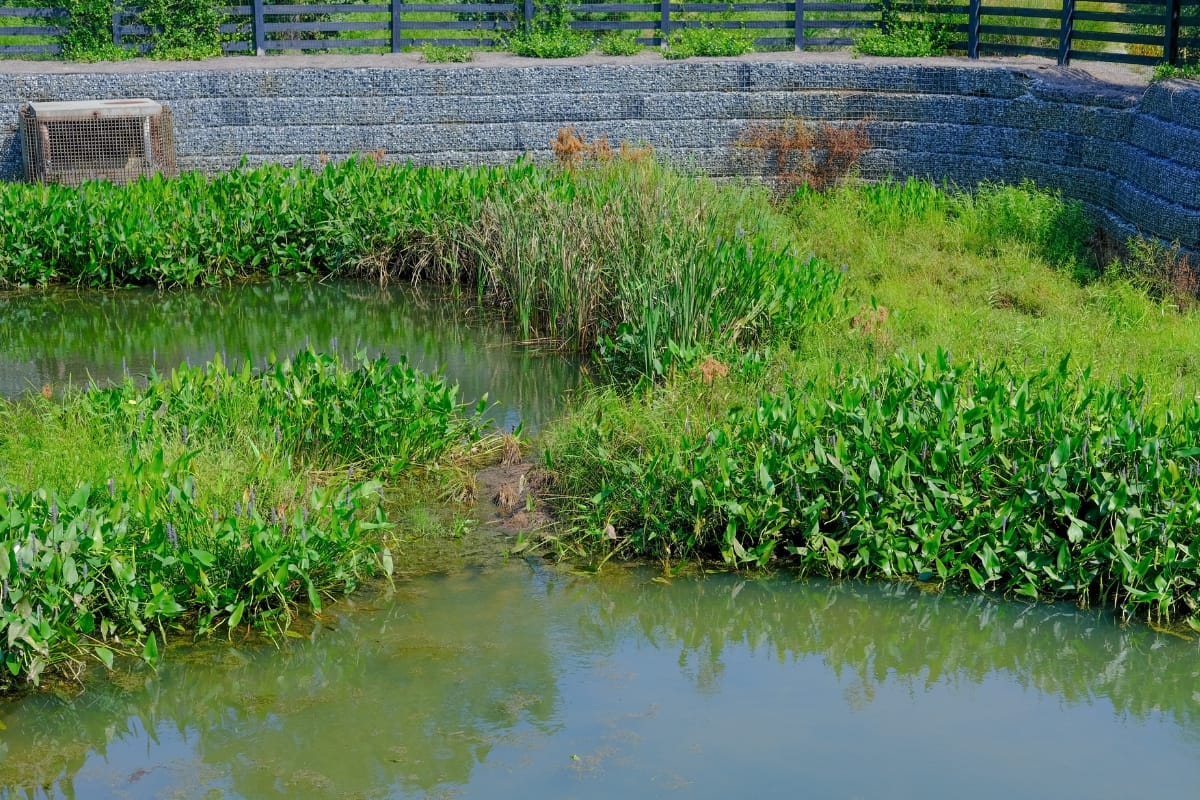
top-left (19, 99), bottom-right (178, 186)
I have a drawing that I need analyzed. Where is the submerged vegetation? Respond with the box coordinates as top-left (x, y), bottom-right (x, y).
top-left (4, 144), bottom-right (1200, 690)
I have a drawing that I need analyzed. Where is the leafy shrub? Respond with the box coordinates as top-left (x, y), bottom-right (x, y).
top-left (855, 11), bottom-right (954, 57)
top-left (598, 30), bottom-right (642, 56)
top-left (664, 25), bottom-right (753, 59)
top-left (59, 0), bottom-right (133, 61)
top-left (136, 0), bottom-right (225, 60)
top-left (506, 5), bottom-right (592, 58)
top-left (1152, 63), bottom-right (1200, 82)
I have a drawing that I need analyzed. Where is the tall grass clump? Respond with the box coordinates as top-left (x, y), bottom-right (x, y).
top-left (461, 141), bottom-right (842, 377)
top-left (0, 351), bottom-right (491, 690)
top-left (546, 352), bottom-right (1200, 627)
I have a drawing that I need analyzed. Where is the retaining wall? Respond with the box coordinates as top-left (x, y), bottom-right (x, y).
top-left (1, 54), bottom-right (1197, 249)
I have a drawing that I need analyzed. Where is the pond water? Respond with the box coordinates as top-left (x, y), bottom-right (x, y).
top-left (1, 282), bottom-right (1199, 799)
top-left (0, 280), bottom-right (581, 432)
top-left (1, 561), bottom-right (1198, 799)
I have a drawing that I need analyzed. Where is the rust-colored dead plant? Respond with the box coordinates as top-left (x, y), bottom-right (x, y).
top-left (553, 127), bottom-right (650, 169)
top-left (736, 117), bottom-right (871, 194)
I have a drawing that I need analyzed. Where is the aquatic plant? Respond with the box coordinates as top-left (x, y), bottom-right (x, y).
top-left (0, 350), bottom-right (491, 689)
top-left (547, 352), bottom-right (1200, 627)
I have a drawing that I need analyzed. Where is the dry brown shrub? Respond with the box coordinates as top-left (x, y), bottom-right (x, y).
top-left (553, 127), bottom-right (650, 168)
top-left (813, 123), bottom-right (871, 190)
top-left (553, 126), bottom-right (587, 167)
top-left (697, 355), bottom-right (730, 385)
top-left (735, 117), bottom-right (871, 194)
top-left (619, 141), bottom-right (654, 163)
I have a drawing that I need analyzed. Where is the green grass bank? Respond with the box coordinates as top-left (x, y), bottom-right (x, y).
top-left (540, 168), bottom-right (1200, 630)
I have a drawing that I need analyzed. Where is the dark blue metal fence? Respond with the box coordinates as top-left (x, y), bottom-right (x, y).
top-left (0, 0), bottom-right (1196, 66)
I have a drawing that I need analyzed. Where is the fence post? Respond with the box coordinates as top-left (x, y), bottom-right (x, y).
top-left (524, 0), bottom-right (533, 28)
top-left (252, 0), bottom-right (266, 55)
top-left (967, 0), bottom-right (981, 57)
top-left (880, 0), bottom-right (891, 34)
top-left (1163, 0), bottom-right (1182, 66)
top-left (1057, 0), bottom-right (1075, 65)
top-left (660, 0), bottom-right (671, 47)
top-left (794, 0), bottom-right (804, 50)
top-left (391, 0), bottom-right (402, 52)
top-left (112, 2), bottom-right (121, 47)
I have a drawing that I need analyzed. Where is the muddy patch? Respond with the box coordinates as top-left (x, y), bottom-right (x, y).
top-left (473, 461), bottom-right (556, 534)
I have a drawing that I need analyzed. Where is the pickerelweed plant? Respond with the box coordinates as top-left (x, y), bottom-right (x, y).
top-left (547, 351), bottom-right (1200, 628)
top-left (0, 350), bottom-right (493, 690)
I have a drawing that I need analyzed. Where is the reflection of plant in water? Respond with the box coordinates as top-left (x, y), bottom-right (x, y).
top-left (568, 571), bottom-right (1200, 727)
top-left (3, 568), bottom-right (1198, 797)
top-left (0, 570), bottom-right (565, 798)
top-left (0, 280), bottom-right (582, 431)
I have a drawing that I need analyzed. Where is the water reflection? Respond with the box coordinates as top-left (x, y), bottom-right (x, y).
top-left (0, 281), bottom-right (581, 431)
top-left (1, 566), bottom-right (1197, 799)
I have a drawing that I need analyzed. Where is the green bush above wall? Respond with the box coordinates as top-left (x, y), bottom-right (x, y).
top-left (137, 0), bottom-right (225, 60)
top-left (59, 0), bottom-right (131, 61)
top-left (57, 0), bottom-right (224, 61)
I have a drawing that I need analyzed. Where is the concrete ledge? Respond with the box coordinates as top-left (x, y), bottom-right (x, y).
top-left (0, 53), bottom-right (1196, 250)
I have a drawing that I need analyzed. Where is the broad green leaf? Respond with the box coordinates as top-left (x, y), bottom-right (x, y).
top-left (94, 646), bottom-right (114, 670)
top-left (142, 634), bottom-right (160, 666)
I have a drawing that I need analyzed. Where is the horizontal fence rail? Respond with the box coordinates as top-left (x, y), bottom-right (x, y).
top-left (1, 0), bottom-right (1196, 64)
top-left (0, 6), bottom-right (66, 57)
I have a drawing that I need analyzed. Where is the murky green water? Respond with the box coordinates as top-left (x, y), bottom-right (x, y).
top-left (2, 283), bottom-right (1200, 798)
top-left (0, 280), bottom-right (581, 431)
top-left (1, 563), bottom-right (1198, 799)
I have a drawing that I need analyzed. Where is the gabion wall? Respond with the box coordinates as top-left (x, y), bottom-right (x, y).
top-left (0, 57), bottom-right (1196, 249)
